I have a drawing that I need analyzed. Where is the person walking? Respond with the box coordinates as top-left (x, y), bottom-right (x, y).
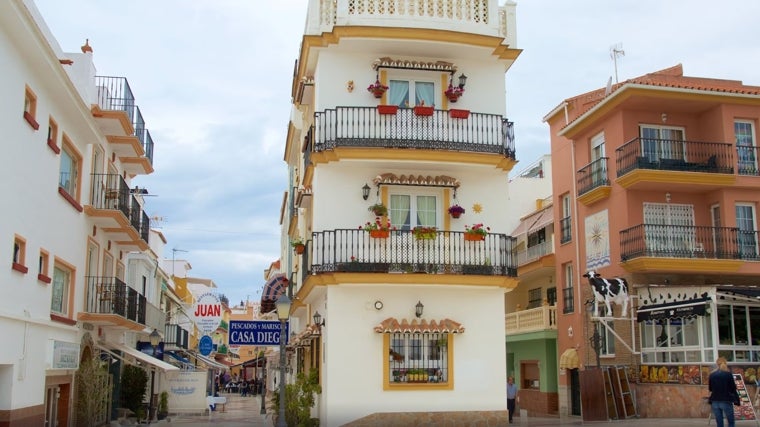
top-left (709, 357), bottom-right (736, 427)
top-left (506, 376), bottom-right (518, 424)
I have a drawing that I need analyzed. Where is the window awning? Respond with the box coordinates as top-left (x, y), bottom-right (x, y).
top-left (373, 318), bottom-right (465, 334)
top-left (636, 297), bottom-right (710, 322)
top-left (559, 348), bottom-right (580, 369)
top-left (260, 274), bottom-right (288, 313)
top-left (98, 341), bottom-right (179, 372)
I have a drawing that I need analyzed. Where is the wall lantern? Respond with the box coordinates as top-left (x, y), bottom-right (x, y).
top-left (313, 311), bottom-right (325, 328)
top-left (362, 183), bottom-right (371, 200)
top-left (415, 301), bottom-right (424, 318)
top-left (458, 73), bottom-right (467, 89)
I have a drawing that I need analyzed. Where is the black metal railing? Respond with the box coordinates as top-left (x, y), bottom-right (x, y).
top-left (94, 76), bottom-right (155, 165)
top-left (577, 157), bottom-right (610, 195)
top-left (90, 173), bottom-right (130, 217)
top-left (85, 276), bottom-right (147, 325)
top-left (616, 137), bottom-right (734, 177)
top-left (139, 210), bottom-right (150, 243)
top-left (620, 224), bottom-right (760, 261)
top-left (311, 107), bottom-right (515, 159)
top-left (164, 324), bottom-right (189, 349)
top-left (562, 287), bottom-right (574, 314)
top-left (738, 145), bottom-right (760, 176)
top-left (560, 217), bottom-right (572, 244)
top-left (305, 229), bottom-right (516, 276)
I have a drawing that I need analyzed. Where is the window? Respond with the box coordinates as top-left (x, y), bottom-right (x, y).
top-left (560, 194), bottom-right (572, 244)
top-left (640, 125), bottom-right (685, 162)
top-left (38, 249), bottom-right (51, 283)
top-left (527, 288), bottom-right (542, 309)
top-left (388, 78), bottom-right (436, 108)
top-left (23, 85), bottom-right (39, 130)
top-left (51, 262), bottom-right (74, 316)
top-left (520, 360), bottom-right (540, 389)
top-left (12, 235), bottom-right (28, 273)
top-left (547, 287), bottom-right (557, 306)
top-left (590, 132), bottom-right (606, 186)
top-left (47, 117), bottom-right (60, 153)
top-left (59, 135), bottom-right (81, 199)
top-left (735, 204), bottom-right (758, 259)
top-left (386, 332), bottom-right (451, 389)
top-left (641, 315), bottom-right (711, 364)
top-left (735, 120), bottom-right (757, 175)
top-left (562, 263), bottom-right (574, 314)
top-left (389, 191), bottom-right (438, 231)
top-left (595, 322), bottom-right (615, 356)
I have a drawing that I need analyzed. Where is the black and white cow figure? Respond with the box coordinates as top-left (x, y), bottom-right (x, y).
top-left (583, 270), bottom-right (629, 317)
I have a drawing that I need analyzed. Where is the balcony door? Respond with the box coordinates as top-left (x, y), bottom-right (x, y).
top-left (736, 120), bottom-right (757, 174)
top-left (389, 79), bottom-right (435, 108)
top-left (590, 132), bottom-right (606, 187)
top-left (643, 203), bottom-right (695, 254)
top-left (736, 204), bottom-right (758, 259)
top-left (640, 125), bottom-right (685, 162)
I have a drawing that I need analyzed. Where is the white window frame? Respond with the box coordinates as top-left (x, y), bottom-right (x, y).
top-left (51, 265), bottom-right (71, 316)
top-left (640, 316), bottom-right (708, 364)
top-left (388, 188), bottom-right (441, 231)
top-left (643, 203), bottom-right (697, 254)
top-left (387, 70), bottom-right (441, 108)
top-left (735, 120), bottom-right (757, 174)
top-left (387, 332), bottom-right (449, 386)
top-left (735, 203), bottom-right (758, 258)
top-left (639, 125), bottom-right (686, 162)
top-left (597, 322), bottom-right (615, 356)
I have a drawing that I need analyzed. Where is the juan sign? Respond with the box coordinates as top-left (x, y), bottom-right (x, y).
top-left (193, 292), bottom-right (222, 335)
top-left (229, 320), bottom-right (289, 346)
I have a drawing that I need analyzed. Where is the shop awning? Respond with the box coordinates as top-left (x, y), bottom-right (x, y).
top-left (260, 274), bottom-right (288, 313)
top-left (559, 348), bottom-right (580, 369)
top-left (636, 296), bottom-right (710, 322)
top-left (373, 318), bottom-right (465, 334)
top-left (186, 350), bottom-right (229, 371)
top-left (99, 341), bottom-right (179, 372)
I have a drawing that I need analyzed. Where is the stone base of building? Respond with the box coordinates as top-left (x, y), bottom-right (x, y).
top-left (0, 405), bottom-right (45, 427)
top-left (342, 410), bottom-right (509, 427)
top-left (635, 383), bottom-right (714, 418)
top-left (517, 389), bottom-right (558, 416)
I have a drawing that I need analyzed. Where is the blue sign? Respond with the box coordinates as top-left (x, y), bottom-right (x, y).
top-left (198, 335), bottom-right (213, 356)
top-left (229, 320), bottom-right (289, 346)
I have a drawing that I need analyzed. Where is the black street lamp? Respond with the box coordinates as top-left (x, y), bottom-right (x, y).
top-left (275, 294), bottom-right (291, 427)
top-left (148, 329), bottom-right (162, 422)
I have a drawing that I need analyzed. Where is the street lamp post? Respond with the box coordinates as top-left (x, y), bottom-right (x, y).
top-left (149, 328), bottom-right (161, 422)
top-left (275, 294), bottom-right (291, 427)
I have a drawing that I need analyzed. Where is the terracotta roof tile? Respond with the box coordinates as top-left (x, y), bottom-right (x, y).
top-left (373, 317), bottom-right (465, 334)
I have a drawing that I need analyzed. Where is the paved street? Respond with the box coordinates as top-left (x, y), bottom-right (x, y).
top-left (157, 394), bottom-right (721, 426)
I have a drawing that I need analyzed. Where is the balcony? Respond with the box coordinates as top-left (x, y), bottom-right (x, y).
top-left (576, 157), bottom-right (611, 205)
top-left (84, 173), bottom-right (150, 251)
top-left (91, 76), bottom-right (155, 175)
top-left (164, 324), bottom-right (189, 350)
top-left (505, 305), bottom-right (557, 335)
top-left (515, 240), bottom-right (554, 267)
top-left (620, 224), bottom-right (756, 272)
top-left (78, 276), bottom-right (148, 331)
top-left (310, 106), bottom-right (515, 159)
top-left (615, 137), bottom-right (735, 190)
top-left (302, 229), bottom-right (517, 277)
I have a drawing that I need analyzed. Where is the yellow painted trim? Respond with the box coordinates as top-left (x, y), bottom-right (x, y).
top-left (309, 147), bottom-right (516, 173)
top-left (379, 70), bottom-right (387, 104)
top-left (382, 333), bottom-right (454, 391)
top-left (441, 73), bottom-right (449, 110)
top-left (91, 105), bottom-right (133, 135)
top-left (616, 169), bottom-right (736, 188)
top-left (76, 312), bottom-right (145, 331)
top-left (577, 186), bottom-right (611, 206)
top-left (517, 254), bottom-right (556, 276)
top-left (297, 27), bottom-right (521, 87)
top-left (443, 188), bottom-right (451, 231)
top-left (303, 271), bottom-right (518, 289)
top-left (621, 257), bottom-right (743, 273)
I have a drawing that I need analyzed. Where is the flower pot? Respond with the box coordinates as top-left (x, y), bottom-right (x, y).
top-left (372, 89), bottom-right (386, 99)
top-left (369, 230), bottom-right (390, 239)
top-left (446, 94), bottom-right (460, 103)
top-left (414, 106), bottom-right (434, 116)
top-left (449, 109), bottom-right (470, 119)
top-left (464, 233), bottom-right (485, 241)
top-left (377, 105), bottom-right (398, 115)
top-left (450, 212), bottom-right (462, 219)
top-left (293, 244), bottom-right (305, 254)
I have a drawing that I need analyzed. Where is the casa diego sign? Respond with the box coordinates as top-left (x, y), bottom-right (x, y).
top-left (193, 292), bottom-right (222, 335)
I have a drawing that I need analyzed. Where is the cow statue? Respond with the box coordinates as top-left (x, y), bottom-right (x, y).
top-left (583, 271), bottom-right (629, 317)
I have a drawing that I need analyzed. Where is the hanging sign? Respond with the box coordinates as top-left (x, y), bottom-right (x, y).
top-left (198, 335), bottom-right (213, 356)
top-left (229, 320), bottom-right (289, 346)
top-left (193, 292), bottom-right (222, 335)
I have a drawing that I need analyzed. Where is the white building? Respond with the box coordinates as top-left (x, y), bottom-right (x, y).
top-left (275, 1), bottom-right (522, 425)
top-left (1, 1), bottom-right (169, 425)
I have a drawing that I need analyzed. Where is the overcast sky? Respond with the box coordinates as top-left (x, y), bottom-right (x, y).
top-left (33, 0), bottom-right (760, 307)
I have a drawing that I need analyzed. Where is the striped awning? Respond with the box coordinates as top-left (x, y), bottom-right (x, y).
top-left (373, 318), bottom-right (465, 334)
top-left (260, 274), bottom-right (288, 313)
top-left (559, 348), bottom-right (580, 369)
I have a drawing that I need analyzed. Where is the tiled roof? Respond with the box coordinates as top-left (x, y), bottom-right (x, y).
top-left (373, 317), bottom-right (465, 334)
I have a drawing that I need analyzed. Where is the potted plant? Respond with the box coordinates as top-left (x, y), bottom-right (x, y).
top-left (444, 84), bottom-right (464, 103)
top-left (157, 391), bottom-right (169, 420)
top-left (368, 203), bottom-right (388, 217)
top-left (367, 79), bottom-right (388, 98)
top-left (291, 237), bottom-right (305, 254)
top-left (360, 218), bottom-right (395, 238)
top-left (464, 223), bottom-right (489, 241)
top-left (413, 103), bottom-right (434, 116)
top-left (377, 104), bottom-right (399, 115)
top-left (412, 226), bottom-right (438, 240)
top-left (448, 204), bottom-right (465, 218)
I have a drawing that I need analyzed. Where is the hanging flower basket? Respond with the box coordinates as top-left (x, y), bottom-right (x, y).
top-left (367, 80), bottom-right (388, 99)
top-left (414, 106), bottom-right (434, 116)
top-left (446, 93), bottom-right (461, 103)
top-left (293, 243), bottom-right (305, 254)
top-left (370, 229), bottom-right (390, 239)
top-left (464, 233), bottom-right (485, 241)
top-left (448, 204), bottom-right (465, 218)
top-left (449, 109), bottom-right (470, 119)
top-left (377, 105), bottom-right (398, 115)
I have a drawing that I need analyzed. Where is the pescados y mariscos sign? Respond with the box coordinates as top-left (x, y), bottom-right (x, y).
top-left (193, 292), bottom-right (222, 335)
top-left (229, 320), bottom-right (289, 346)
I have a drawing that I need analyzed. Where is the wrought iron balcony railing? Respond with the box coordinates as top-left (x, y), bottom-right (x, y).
top-left (620, 224), bottom-right (760, 261)
top-left (616, 137), bottom-right (734, 177)
top-left (738, 145), bottom-right (760, 176)
top-left (577, 157), bottom-right (610, 195)
top-left (85, 276), bottom-right (146, 325)
top-left (560, 217), bottom-right (572, 244)
top-left (302, 229), bottom-right (516, 276)
top-left (562, 287), bottom-right (574, 314)
top-left (311, 107), bottom-right (515, 160)
top-left (89, 174), bottom-right (150, 244)
top-left (505, 305), bottom-right (557, 334)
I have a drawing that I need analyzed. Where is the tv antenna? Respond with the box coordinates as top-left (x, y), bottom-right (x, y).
top-left (610, 43), bottom-right (625, 83)
top-left (171, 248), bottom-right (188, 277)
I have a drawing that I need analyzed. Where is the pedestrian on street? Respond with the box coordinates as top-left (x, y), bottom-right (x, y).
top-left (507, 376), bottom-right (518, 424)
top-left (709, 357), bottom-right (736, 427)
